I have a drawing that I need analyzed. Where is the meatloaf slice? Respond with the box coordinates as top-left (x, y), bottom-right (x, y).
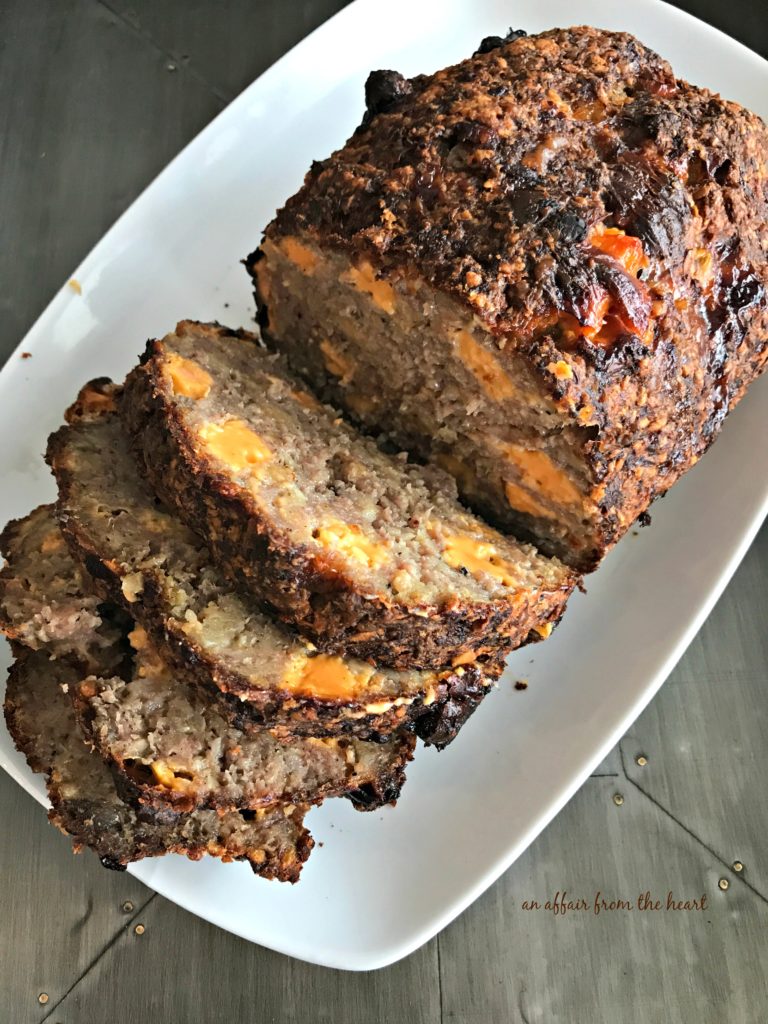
top-left (249, 26), bottom-right (768, 570)
top-left (4, 650), bottom-right (312, 879)
top-left (0, 504), bottom-right (125, 671)
top-left (47, 381), bottom-right (496, 745)
top-left (0, 506), bottom-right (414, 812)
top-left (121, 320), bottom-right (576, 669)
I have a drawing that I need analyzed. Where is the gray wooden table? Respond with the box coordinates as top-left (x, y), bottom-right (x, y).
top-left (1, 3), bottom-right (766, 1021)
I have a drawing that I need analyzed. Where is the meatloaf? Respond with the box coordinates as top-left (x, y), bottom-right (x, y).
top-left (249, 26), bottom-right (768, 570)
top-left (0, 504), bottom-right (125, 670)
top-left (121, 320), bottom-right (576, 668)
top-left (4, 650), bottom-right (312, 879)
top-left (0, 506), bottom-right (414, 813)
top-left (47, 381), bottom-right (497, 745)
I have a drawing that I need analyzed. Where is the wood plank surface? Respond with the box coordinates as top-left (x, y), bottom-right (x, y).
top-left (0, 2), bottom-right (766, 1022)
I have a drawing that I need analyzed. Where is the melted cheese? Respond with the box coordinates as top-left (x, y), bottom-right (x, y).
top-left (313, 520), bottom-right (387, 570)
top-left (164, 353), bottom-right (213, 400)
top-left (504, 481), bottom-right (552, 520)
top-left (198, 419), bottom-right (272, 475)
top-left (40, 531), bottom-right (65, 554)
top-left (151, 761), bottom-right (196, 794)
top-left (290, 388), bottom-right (322, 411)
top-left (499, 444), bottom-right (581, 508)
top-left (340, 261), bottom-right (396, 315)
top-left (441, 534), bottom-right (517, 587)
top-left (319, 338), bottom-right (355, 382)
top-left (280, 236), bottom-right (318, 274)
top-left (281, 653), bottom-right (376, 700)
top-left (454, 330), bottom-right (516, 403)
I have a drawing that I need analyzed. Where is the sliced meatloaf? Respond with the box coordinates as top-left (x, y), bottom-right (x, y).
top-left (249, 26), bottom-right (768, 570)
top-left (121, 320), bottom-right (576, 668)
top-left (0, 506), bottom-right (414, 812)
top-left (47, 381), bottom-right (497, 745)
top-left (79, 625), bottom-right (413, 814)
top-left (0, 504), bottom-right (125, 671)
top-left (4, 650), bottom-right (312, 880)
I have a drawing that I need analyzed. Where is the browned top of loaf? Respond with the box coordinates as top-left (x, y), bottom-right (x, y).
top-left (261, 27), bottom-right (768, 431)
top-left (265, 25), bottom-right (767, 344)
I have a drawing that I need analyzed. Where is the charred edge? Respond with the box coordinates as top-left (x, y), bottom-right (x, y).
top-left (120, 354), bottom-right (553, 671)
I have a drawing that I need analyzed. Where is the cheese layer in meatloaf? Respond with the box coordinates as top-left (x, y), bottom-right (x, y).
top-left (4, 651), bottom-right (312, 880)
top-left (47, 381), bottom-right (497, 746)
top-left (249, 26), bottom-right (768, 570)
top-left (121, 320), bottom-right (576, 669)
top-left (79, 626), bottom-right (414, 815)
top-left (0, 506), bottom-right (414, 814)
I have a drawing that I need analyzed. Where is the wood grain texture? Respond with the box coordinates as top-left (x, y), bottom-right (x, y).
top-left (621, 524), bottom-right (768, 900)
top-left (0, 771), bottom-right (152, 1024)
top-left (438, 775), bottom-right (768, 1024)
top-left (0, 0), bottom-right (222, 366)
top-left (45, 891), bottom-right (440, 1024)
top-left (0, 2), bottom-right (766, 1021)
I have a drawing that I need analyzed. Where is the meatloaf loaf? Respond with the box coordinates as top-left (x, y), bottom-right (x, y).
top-left (249, 26), bottom-right (768, 570)
top-left (47, 381), bottom-right (497, 745)
top-left (4, 650), bottom-right (312, 879)
top-left (0, 506), bottom-right (414, 813)
top-left (121, 320), bottom-right (576, 668)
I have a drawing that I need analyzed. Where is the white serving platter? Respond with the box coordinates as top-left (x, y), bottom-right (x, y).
top-left (1, 0), bottom-right (767, 971)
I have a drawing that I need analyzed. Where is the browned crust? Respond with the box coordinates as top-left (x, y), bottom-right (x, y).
top-left (249, 26), bottom-right (768, 570)
top-left (45, 391), bottom-right (499, 746)
top-left (4, 654), bottom-right (313, 880)
top-left (120, 330), bottom-right (575, 669)
top-left (0, 513), bottom-right (41, 645)
top-left (70, 679), bottom-right (417, 815)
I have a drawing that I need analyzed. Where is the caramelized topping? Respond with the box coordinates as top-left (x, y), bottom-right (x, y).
top-left (582, 226), bottom-right (651, 344)
top-left (313, 520), bottom-right (388, 570)
top-left (590, 227), bottom-right (648, 276)
top-left (198, 419), bottom-right (272, 475)
top-left (164, 353), bottom-right (213, 400)
top-left (454, 330), bottom-right (516, 402)
top-left (341, 261), bottom-right (396, 315)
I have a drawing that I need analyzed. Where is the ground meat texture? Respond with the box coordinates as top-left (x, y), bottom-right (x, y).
top-left (121, 320), bottom-right (576, 669)
top-left (4, 651), bottom-right (312, 880)
top-left (0, 504), bottom-right (124, 670)
top-left (77, 627), bottom-right (415, 814)
top-left (0, 507), bottom-right (415, 813)
top-left (249, 26), bottom-right (768, 571)
top-left (46, 381), bottom-right (499, 745)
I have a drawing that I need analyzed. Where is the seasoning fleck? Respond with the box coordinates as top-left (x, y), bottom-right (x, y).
top-left (68, 278), bottom-right (82, 295)
top-left (514, 679), bottom-right (529, 691)
top-left (21, 352), bottom-right (31, 359)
